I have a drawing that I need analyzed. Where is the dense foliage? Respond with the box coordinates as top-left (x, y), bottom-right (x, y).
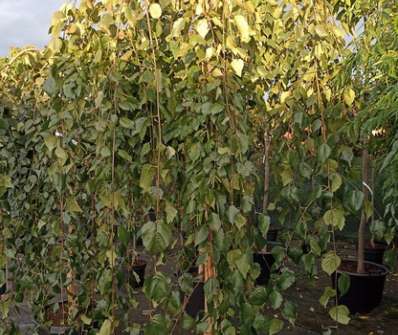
top-left (0, 0), bottom-right (397, 334)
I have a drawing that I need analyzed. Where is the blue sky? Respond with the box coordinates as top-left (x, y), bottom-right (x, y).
top-left (0, 0), bottom-right (66, 55)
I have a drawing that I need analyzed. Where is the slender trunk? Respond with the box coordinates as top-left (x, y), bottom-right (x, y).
top-left (203, 253), bottom-right (215, 335)
top-left (67, 224), bottom-right (77, 308)
top-left (357, 149), bottom-right (370, 273)
top-left (262, 130), bottom-right (271, 212)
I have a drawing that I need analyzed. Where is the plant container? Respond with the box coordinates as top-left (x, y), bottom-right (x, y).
top-left (364, 242), bottom-right (387, 265)
top-left (129, 259), bottom-right (147, 288)
top-left (266, 227), bottom-right (279, 242)
top-left (332, 259), bottom-right (388, 314)
top-left (185, 282), bottom-right (205, 318)
top-left (182, 266), bottom-right (204, 318)
top-left (45, 299), bottom-right (70, 335)
top-left (253, 252), bottom-right (275, 285)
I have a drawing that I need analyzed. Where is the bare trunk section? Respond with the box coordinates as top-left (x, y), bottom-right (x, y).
top-left (67, 232), bottom-right (77, 309)
top-left (262, 130), bottom-right (271, 212)
top-left (357, 149), bottom-right (370, 273)
top-left (203, 219), bottom-right (215, 335)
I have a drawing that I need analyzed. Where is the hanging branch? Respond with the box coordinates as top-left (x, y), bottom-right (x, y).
top-left (262, 129), bottom-right (271, 212)
top-left (145, 0), bottom-right (162, 218)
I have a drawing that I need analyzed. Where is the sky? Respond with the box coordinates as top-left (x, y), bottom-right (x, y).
top-left (0, 0), bottom-right (67, 56)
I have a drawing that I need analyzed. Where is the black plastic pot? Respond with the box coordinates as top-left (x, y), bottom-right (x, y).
top-left (253, 252), bottom-right (275, 285)
top-left (332, 259), bottom-right (388, 314)
top-left (266, 228), bottom-right (279, 242)
top-left (179, 265), bottom-right (205, 318)
top-left (184, 282), bottom-right (204, 318)
top-left (0, 283), bottom-right (5, 296)
top-left (129, 260), bottom-right (147, 288)
top-left (364, 243), bottom-right (386, 265)
top-left (147, 208), bottom-right (156, 222)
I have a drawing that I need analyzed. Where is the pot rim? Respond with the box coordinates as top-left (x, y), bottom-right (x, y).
top-left (336, 258), bottom-right (389, 277)
top-left (133, 258), bottom-right (147, 267)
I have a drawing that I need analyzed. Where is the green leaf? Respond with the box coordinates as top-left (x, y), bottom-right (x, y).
top-left (43, 75), bottom-right (58, 96)
top-left (231, 59), bottom-right (244, 77)
top-left (306, 239), bottom-right (319, 257)
top-left (299, 162), bottom-right (312, 179)
top-left (55, 146), bottom-right (68, 165)
top-left (269, 290), bottom-right (283, 309)
top-left (118, 225), bottom-right (129, 247)
top-left (269, 318), bottom-right (284, 335)
top-left (144, 274), bottom-right (170, 304)
top-left (282, 301), bottom-right (296, 325)
top-left (323, 209), bottom-right (345, 230)
top-left (318, 143), bottom-right (331, 163)
top-left (44, 135), bottom-right (57, 152)
top-left (149, 3), bottom-right (162, 19)
top-left (165, 202), bottom-right (177, 223)
top-left (338, 273), bottom-right (350, 296)
top-left (140, 164), bottom-right (155, 192)
top-left (234, 15), bottom-right (251, 42)
top-left (141, 221), bottom-right (172, 254)
top-left (0, 175), bottom-right (12, 189)
top-left (319, 286), bottom-right (336, 307)
top-left (120, 117), bottom-right (135, 129)
top-left (249, 287), bottom-right (268, 306)
top-left (235, 252), bottom-right (251, 279)
top-left (209, 213), bottom-right (221, 231)
top-left (340, 146), bottom-right (353, 165)
top-left (329, 305), bottom-right (350, 325)
top-left (258, 214), bottom-right (270, 236)
top-left (330, 173), bottom-right (342, 193)
top-left (194, 225), bottom-right (208, 246)
top-left (66, 196), bottom-right (82, 213)
top-left (321, 252), bottom-right (341, 276)
top-left (348, 190), bottom-right (364, 212)
top-left (277, 270), bottom-right (295, 290)
top-left (234, 213), bottom-right (246, 230)
top-left (227, 205), bottom-right (239, 224)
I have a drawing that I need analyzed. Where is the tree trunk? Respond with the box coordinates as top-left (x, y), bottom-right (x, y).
top-left (203, 224), bottom-right (215, 335)
top-left (357, 149), bottom-right (370, 273)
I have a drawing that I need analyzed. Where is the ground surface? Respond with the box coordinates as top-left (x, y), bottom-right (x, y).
top-left (4, 240), bottom-right (398, 335)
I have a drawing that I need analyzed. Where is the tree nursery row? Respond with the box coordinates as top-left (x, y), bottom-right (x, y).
top-left (0, 0), bottom-right (397, 334)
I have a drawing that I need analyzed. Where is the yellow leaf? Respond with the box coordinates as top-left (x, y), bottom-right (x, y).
top-left (171, 18), bottom-right (185, 37)
top-left (343, 87), bottom-right (355, 106)
top-left (315, 44), bottom-right (323, 59)
top-left (196, 19), bottom-right (209, 39)
top-left (81, 314), bottom-right (92, 325)
top-left (280, 91), bottom-right (290, 104)
top-left (149, 3), bottom-right (162, 19)
top-left (324, 86), bottom-right (332, 101)
top-left (98, 319), bottom-right (112, 335)
top-left (234, 15), bottom-right (251, 43)
top-left (231, 59), bottom-right (244, 77)
top-left (106, 249), bottom-right (116, 267)
top-left (205, 47), bottom-right (215, 59)
top-left (315, 25), bottom-right (328, 37)
top-left (66, 197), bottom-right (82, 213)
